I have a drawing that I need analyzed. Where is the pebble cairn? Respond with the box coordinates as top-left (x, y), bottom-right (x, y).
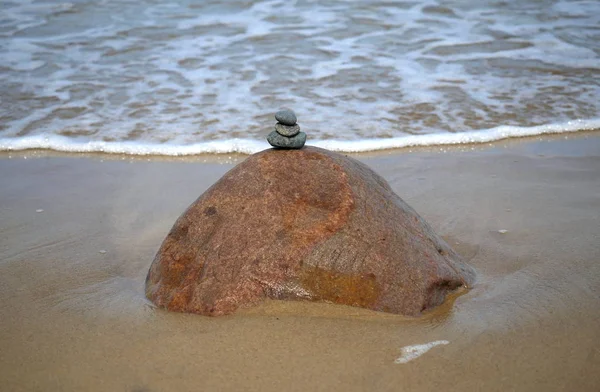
top-left (267, 109), bottom-right (306, 149)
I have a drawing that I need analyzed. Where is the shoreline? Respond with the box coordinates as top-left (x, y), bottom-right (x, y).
top-left (1, 133), bottom-right (599, 391)
top-left (0, 128), bottom-right (599, 163)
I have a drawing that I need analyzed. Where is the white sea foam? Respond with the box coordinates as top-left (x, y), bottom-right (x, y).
top-left (395, 340), bottom-right (450, 364)
top-left (1, 119), bottom-right (597, 156)
top-left (0, 135), bottom-right (266, 155)
top-left (312, 119), bottom-right (600, 153)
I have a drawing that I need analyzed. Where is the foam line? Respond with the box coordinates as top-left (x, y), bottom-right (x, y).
top-left (0, 119), bottom-right (598, 156)
top-left (0, 136), bottom-right (266, 156)
top-left (311, 119), bottom-right (600, 152)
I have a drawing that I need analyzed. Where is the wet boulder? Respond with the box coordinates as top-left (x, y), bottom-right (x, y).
top-left (145, 147), bottom-right (475, 316)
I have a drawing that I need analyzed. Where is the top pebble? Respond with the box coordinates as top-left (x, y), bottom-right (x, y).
top-left (275, 109), bottom-right (297, 126)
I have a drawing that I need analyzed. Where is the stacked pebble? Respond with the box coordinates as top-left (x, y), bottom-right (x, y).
top-left (267, 109), bottom-right (306, 149)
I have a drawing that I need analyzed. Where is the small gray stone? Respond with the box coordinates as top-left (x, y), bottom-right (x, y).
top-left (275, 109), bottom-right (297, 126)
top-left (275, 123), bottom-right (300, 137)
top-left (267, 131), bottom-right (306, 149)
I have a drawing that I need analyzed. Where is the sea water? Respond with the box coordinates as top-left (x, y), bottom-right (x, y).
top-left (1, 0), bottom-right (599, 155)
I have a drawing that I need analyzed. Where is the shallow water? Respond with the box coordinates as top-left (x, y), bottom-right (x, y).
top-left (1, 0), bottom-right (599, 154)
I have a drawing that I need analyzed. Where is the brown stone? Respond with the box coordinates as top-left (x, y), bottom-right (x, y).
top-left (145, 147), bottom-right (475, 316)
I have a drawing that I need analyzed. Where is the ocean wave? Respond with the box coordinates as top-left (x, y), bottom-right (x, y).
top-left (1, 119), bottom-right (597, 156)
top-left (2, 0), bottom-right (599, 144)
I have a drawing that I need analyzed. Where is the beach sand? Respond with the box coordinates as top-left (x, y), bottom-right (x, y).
top-left (1, 133), bottom-right (599, 391)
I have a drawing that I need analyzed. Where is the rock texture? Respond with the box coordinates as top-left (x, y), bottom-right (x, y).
top-left (146, 147), bottom-right (475, 316)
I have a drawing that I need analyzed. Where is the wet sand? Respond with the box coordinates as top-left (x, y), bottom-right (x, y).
top-left (1, 134), bottom-right (599, 391)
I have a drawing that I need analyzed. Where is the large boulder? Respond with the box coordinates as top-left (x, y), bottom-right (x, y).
top-left (146, 147), bottom-right (475, 316)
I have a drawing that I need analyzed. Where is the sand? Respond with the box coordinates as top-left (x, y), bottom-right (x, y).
top-left (1, 133), bottom-right (599, 391)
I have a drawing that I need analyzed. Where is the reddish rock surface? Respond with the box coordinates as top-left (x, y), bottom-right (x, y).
top-left (146, 147), bottom-right (475, 316)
